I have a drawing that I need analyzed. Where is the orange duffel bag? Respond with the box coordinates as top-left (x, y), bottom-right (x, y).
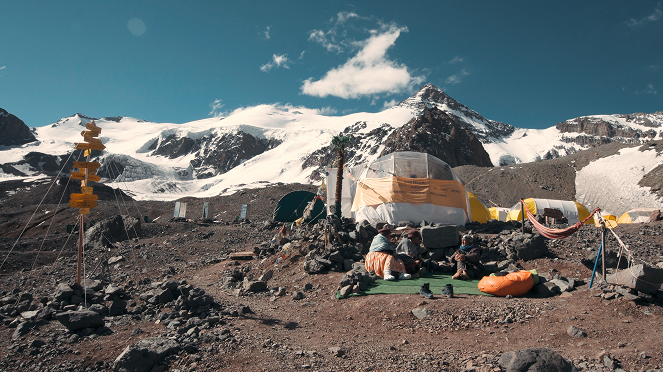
top-left (478, 270), bottom-right (534, 296)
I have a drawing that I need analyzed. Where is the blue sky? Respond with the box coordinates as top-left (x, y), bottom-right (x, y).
top-left (1, 1), bottom-right (661, 129)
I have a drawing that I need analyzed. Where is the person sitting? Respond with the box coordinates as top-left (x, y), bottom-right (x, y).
top-left (451, 234), bottom-right (484, 280)
top-left (365, 227), bottom-right (411, 281)
top-left (395, 229), bottom-right (425, 276)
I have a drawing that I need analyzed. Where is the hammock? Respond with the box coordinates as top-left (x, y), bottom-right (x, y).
top-left (520, 199), bottom-right (600, 239)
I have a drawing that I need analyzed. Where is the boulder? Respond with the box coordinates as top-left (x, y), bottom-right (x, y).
top-left (55, 310), bottom-right (104, 332)
top-left (53, 283), bottom-right (74, 301)
top-left (606, 264), bottom-right (663, 294)
top-left (499, 347), bottom-right (577, 371)
top-left (113, 337), bottom-right (180, 372)
top-left (420, 225), bottom-right (459, 249)
top-left (513, 234), bottom-right (548, 261)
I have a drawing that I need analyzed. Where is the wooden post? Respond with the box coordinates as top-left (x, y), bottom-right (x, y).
top-left (77, 214), bottom-right (83, 284)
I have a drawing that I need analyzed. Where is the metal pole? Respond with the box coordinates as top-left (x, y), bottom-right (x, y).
top-left (520, 200), bottom-right (525, 234)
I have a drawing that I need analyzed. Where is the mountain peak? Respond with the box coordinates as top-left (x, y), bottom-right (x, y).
top-left (396, 84), bottom-right (515, 143)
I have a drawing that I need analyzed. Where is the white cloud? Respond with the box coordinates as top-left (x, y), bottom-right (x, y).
top-left (301, 24), bottom-right (425, 99)
top-left (264, 25), bottom-right (272, 39)
top-left (299, 51), bottom-right (306, 60)
top-left (209, 99), bottom-right (226, 117)
top-left (260, 54), bottom-right (291, 72)
top-left (382, 99), bottom-right (399, 110)
top-left (645, 84), bottom-right (657, 95)
top-left (0, 66), bottom-right (6, 70)
top-left (335, 11), bottom-right (360, 24)
top-left (445, 69), bottom-right (470, 85)
top-left (448, 56), bottom-right (464, 64)
top-left (626, 3), bottom-right (662, 26)
top-left (308, 29), bottom-right (343, 53)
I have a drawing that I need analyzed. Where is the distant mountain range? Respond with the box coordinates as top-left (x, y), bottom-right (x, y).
top-left (0, 84), bottom-right (661, 203)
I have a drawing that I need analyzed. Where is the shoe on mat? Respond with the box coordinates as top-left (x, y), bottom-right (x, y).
top-left (420, 283), bottom-right (434, 299)
top-left (442, 283), bottom-right (454, 298)
top-left (398, 272), bottom-right (411, 280)
top-left (384, 270), bottom-right (395, 281)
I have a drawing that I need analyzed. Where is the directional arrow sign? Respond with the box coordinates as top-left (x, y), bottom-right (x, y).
top-left (70, 193), bottom-right (99, 201)
top-left (70, 172), bottom-right (86, 180)
top-left (73, 161), bottom-right (101, 170)
top-left (79, 208), bottom-right (90, 215)
top-left (75, 142), bottom-right (106, 151)
top-left (69, 200), bottom-right (98, 209)
top-left (85, 122), bottom-right (102, 133)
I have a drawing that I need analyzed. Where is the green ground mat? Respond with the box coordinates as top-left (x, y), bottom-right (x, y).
top-left (338, 273), bottom-right (492, 299)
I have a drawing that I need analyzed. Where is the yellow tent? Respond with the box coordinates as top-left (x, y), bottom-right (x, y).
top-left (617, 209), bottom-right (658, 224)
top-left (506, 198), bottom-right (595, 225)
top-left (467, 192), bottom-right (490, 223)
top-left (489, 207), bottom-right (510, 222)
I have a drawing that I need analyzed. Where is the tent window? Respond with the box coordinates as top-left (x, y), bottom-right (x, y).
top-left (395, 159), bottom-right (427, 178)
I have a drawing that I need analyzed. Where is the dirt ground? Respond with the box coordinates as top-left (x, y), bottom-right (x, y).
top-left (1, 180), bottom-right (662, 372)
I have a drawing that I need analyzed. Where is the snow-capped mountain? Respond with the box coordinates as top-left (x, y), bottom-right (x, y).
top-left (1, 84), bottom-right (662, 204)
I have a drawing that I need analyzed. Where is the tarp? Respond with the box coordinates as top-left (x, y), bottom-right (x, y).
top-left (327, 152), bottom-right (470, 226)
top-left (273, 190), bottom-right (326, 223)
top-left (467, 192), bottom-right (490, 223)
top-left (506, 198), bottom-right (595, 225)
top-left (617, 208), bottom-right (658, 224)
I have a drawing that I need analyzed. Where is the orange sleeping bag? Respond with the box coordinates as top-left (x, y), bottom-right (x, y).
top-left (478, 270), bottom-right (534, 296)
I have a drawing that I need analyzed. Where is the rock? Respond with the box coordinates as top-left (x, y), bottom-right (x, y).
top-left (543, 281), bottom-right (561, 295)
top-left (113, 337), bottom-right (180, 372)
top-left (292, 291), bottom-right (304, 300)
top-left (108, 256), bottom-right (125, 265)
top-left (109, 299), bottom-right (127, 316)
top-left (154, 288), bottom-right (174, 304)
top-left (55, 310), bottom-right (105, 332)
top-left (550, 279), bottom-right (573, 292)
top-left (12, 320), bottom-right (40, 340)
top-left (339, 285), bottom-right (353, 298)
top-left (606, 264), bottom-right (663, 294)
top-left (420, 225), bottom-right (459, 249)
top-left (567, 326), bottom-right (586, 338)
top-left (303, 259), bottom-right (326, 274)
top-left (243, 279), bottom-right (268, 293)
top-left (54, 283), bottom-right (74, 301)
top-left (499, 347), bottom-right (577, 372)
top-left (104, 284), bottom-right (125, 298)
top-left (87, 304), bottom-right (109, 315)
top-left (513, 234), bottom-right (548, 261)
top-left (411, 308), bottom-right (431, 319)
top-left (328, 251), bottom-right (344, 263)
top-left (328, 346), bottom-right (345, 357)
top-left (532, 284), bottom-right (555, 297)
top-left (259, 270), bottom-right (274, 282)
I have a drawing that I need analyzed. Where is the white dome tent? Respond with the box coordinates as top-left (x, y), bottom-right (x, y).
top-left (326, 152), bottom-right (471, 225)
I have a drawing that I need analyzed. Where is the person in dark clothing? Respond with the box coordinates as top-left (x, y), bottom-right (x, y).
top-left (395, 229), bottom-right (445, 277)
top-left (451, 234), bottom-right (483, 280)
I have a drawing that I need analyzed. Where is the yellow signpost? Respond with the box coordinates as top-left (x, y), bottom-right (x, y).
top-left (69, 120), bottom-right (104, 284)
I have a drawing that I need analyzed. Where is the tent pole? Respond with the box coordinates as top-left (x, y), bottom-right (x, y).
top-left (601, 225), bottom-right (606, 281)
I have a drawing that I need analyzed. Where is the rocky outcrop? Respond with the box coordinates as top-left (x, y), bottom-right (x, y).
top-left (557, 113), bottom-right (663, 148)
top-left (396, 84), bottom-right (515, 142)
top-left (0, 108), bottom-right (37, 146)
top-left (148, 131), bottom-right (282, 179)
top-left (380, 107), bottom-right (494, 167)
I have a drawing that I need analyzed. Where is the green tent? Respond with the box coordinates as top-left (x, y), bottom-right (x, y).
top-left (273, 190), bottom-right (326, 223)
